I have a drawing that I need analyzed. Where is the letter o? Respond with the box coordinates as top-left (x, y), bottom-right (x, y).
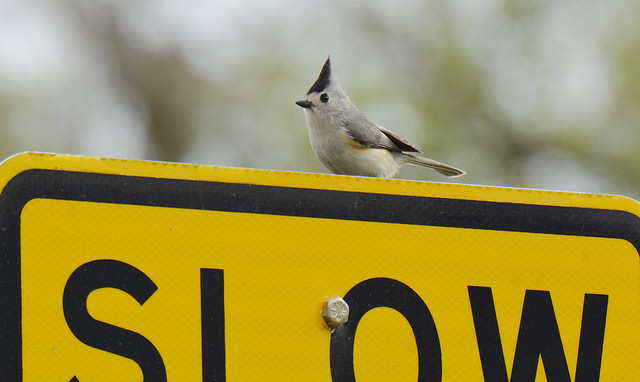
top-left (330, 278), bottom-right (441, 382)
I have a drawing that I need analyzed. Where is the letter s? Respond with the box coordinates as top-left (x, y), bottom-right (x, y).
top-left (63, 260), bottom-right (166, 382)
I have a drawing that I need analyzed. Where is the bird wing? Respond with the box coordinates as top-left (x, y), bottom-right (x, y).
top-left (342, 116), bottom-right (389, 148)
top-left (377, 125), bottom-right (421, 153)
top-left (341, 111), bottom-right (421, 153)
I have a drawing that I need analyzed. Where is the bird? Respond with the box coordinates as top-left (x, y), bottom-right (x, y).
top-left (296, 57), bottom-right (466, 179)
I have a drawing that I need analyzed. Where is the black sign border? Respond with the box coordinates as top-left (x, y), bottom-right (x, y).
top-left (1, 168), bottom-right (639, 379)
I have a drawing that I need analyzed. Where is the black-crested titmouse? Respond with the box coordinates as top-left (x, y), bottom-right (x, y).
top-left (296, 57), bottom-right (466, 178)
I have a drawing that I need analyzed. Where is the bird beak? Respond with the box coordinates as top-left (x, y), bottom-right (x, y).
top-left (296, 100), bottom-right (313, 109)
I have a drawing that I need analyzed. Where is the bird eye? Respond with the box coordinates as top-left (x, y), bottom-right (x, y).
top-left (320, 93), bottom-right (329, 103)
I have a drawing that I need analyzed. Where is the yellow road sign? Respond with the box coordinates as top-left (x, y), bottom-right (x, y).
top-left (1, 152), bottom-right (640, 381)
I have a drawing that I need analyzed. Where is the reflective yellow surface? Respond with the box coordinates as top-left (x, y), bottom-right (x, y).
top-left (2, 152), bottom-right (639, 380)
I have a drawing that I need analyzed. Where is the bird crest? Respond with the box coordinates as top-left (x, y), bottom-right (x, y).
top-left (306, 56), bottom-right (332, 95)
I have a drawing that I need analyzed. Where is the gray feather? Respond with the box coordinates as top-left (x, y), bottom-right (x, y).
top-left (341, 112), bottom-right (392, 148)
top-left (377, 126), bottom-right (421, 153)
top-left (402, 154), bottom-right (466, 177)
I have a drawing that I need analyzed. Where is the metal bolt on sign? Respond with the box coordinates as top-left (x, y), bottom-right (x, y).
top-left (322, 297), bottom-right (349, 331)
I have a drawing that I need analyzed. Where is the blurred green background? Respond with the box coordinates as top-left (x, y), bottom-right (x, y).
top-left (1, 0), bottom-right (639, 198)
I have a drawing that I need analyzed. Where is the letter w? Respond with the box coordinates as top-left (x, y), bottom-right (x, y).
top-left (468, 287), bottom-right (608, 382)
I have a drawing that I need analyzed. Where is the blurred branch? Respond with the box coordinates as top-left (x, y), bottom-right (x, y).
top-left (64, 1), bottom-right (210, 162)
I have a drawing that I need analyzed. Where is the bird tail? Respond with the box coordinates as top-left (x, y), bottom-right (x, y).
top-left (402, 153), bottom-right (466, 177)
